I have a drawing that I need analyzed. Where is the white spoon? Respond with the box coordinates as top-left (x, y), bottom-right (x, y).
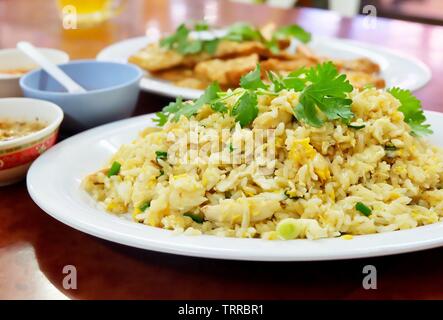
top-left (17, 41), bottom-right (87, 94)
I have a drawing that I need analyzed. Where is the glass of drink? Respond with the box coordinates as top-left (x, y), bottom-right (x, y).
top-left (56, 0), bottom-right (126, 28)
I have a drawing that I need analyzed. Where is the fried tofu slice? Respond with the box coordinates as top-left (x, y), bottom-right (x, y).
top-left (332, 58), bottom-right (381, 74)
top-left (174, 78), bottom-right (209, 90)
top-left (129, 40), bottom-right (266, 72)
top-left (261, 56), bottom-right (318, 73)
top-left (151, 67), bottom-right (208, 89)
top-left (151, 67), bottom-right (196, 81)
top-left (195, 54), bottom-right (259, 88)
top-left (128, 43), bottom-right (210, 72)
top-left (215, 40), bottom-right (267, 59)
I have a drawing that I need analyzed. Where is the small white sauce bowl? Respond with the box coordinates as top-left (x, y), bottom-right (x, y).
top-left (0, 48), bottom-right (69, 98)
top-left (0, 98), bottom-right (64, 186)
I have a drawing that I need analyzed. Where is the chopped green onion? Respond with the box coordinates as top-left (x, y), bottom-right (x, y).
top-left (348, 123), bottom-right (366, 130)
top-left (229, 143), bottom-right (234, 152)
top-left (107, 161), bottom-right (121, 177)
top-left (139, 201), bottom-right (150, 212)
top-left (155, 151), bottom-right (168, 161)
top-left (276, 218), bottom-right (303, 240)
top-left (184, 212), bottom-right (204, 223)
top-left (384, 144), bottom-right (397, 151)
top-left (363, 83), bottom-right (375, 90)
top-left (355, 202), bottom-right (372, 217)
top-left (284, 190), bottom-right (300, 200)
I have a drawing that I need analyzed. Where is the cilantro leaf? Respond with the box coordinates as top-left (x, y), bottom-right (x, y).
top-left (160, 24), bottom-right (189, 50)
top-left (224, 23), bottom-right (263, 42)
top-left (283, 68), bottom-right (307, 91)
top-left (202, 38), bottom-right (220, 54)
top-left (240, 64), bottom-right (268, 90)
top-left (152, 111), bottom-right (169, 126)
top-left (210, 101), bottom-right (228, 113)
top-left (195, 82), bottom-right (221, 106)
top-left (231, 91), bottom-right (259, 127)
top-left (154, 83), bottom-right (221, 125)
top-left (296, 62), bottom-right (354, 127)
top-left (178, 39), bottom-right (203, 54)
top-left (264, 37), bottom-right (280, 54)
top-left (388, 87), bottom-right (432, 136)
top-left (267, 71), bottom-right (285, 92)
top-left (194, 21), bottom-right (210, 31)
top-left (274, 24), bottom-right (312, 44)
top-left (160, 23), bottom-right (220, 56)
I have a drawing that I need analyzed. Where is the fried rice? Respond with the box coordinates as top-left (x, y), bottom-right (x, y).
top-left (82, 88), bottom-right (443, 240)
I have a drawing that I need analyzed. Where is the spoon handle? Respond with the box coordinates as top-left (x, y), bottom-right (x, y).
top-left (17, 41), bottom-right (86, 93)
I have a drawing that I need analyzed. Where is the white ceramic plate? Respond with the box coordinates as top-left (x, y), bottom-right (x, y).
top-left (27, 111), bottom-right (443, 261)
top-left (97, 35), bottom-right (431, 100)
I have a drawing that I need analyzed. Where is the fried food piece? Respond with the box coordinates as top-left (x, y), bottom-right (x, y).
top-left (216, 40), bottom-right (267, 59)
top-left (333, 58), bottom-right (381, 74)
top-left (174, 78), bottom-right (208, 90)
top-left (344, 70), bottom-right (386, 89)
top-left (261, 56), bottom-right (318, 73)
top-left (195, 54), bottom-right (259, 88)
top-left (130, 40), bottom-right (267, 72)
top-left (128, 43), bottom-right (210, 72)
top-left (151, 67), bottom-right (196, 82)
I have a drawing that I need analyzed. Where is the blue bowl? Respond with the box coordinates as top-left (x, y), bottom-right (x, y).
top-left (20, 60), bottom-right (143, 131)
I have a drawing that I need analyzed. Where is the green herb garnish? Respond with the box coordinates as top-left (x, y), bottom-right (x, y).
top-left (107, 161), bottom-right (121, 177)
top-left (296, 62), bottom-right (354, 127)
top-left (240, 64), bottom-right (267, 90)
top-left (356, 202), bottom-right (372, 217)
top-left (154, 83), bottom-right (221, 125)
top-left (229, 143), bottom-right (234, 152)
top-left (273, 24), bottom-right (311, 43)
top-left (151, 63), bottom-right (432, 134)
top-left (159, 23), bottom-right (219, 55)
top-left (388, 88), bottom-right (432, 136)
top-left (160, 22), bottom-right (311, 56)
top-left (276, 218), bottom-right (303, 240)
top-left (183, 212), bottom-right (204, 223)
top-left (348, 123), bottom-right (366, 130)
top-left (224, 22), bottom-right (263, 42)
top-left (139, 201), bottom-right (150, 212)
top-left (155, 151), bottom-right (168, 161)
top-left (284, 190), bottom-right (300, 200)
top-left (384, 143), bottom-right (397, 151)
top-left (231, 90), bottom-right (259, 127)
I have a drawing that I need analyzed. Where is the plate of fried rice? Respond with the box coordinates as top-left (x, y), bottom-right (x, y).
top-left (27, 63), bottom-right (443, 261)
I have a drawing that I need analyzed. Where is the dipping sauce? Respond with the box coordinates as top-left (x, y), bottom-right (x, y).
top-left (0, 68), bottom-right (33, 76)
top-left (0, 119), bottom-right (46, 141)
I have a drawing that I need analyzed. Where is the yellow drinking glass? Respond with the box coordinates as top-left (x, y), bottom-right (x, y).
top-left (56, 0), bottom-right (126, 28)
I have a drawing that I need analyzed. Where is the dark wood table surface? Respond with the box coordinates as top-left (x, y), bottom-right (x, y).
top-left (1, 0), bottom-right (443, 300)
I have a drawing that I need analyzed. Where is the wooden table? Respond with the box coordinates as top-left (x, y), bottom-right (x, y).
top-left (1, 0), bottom-right (443, 300)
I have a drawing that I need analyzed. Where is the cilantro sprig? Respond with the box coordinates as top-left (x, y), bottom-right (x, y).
top-left (296, 62), bottom-right (354, 127)
top-left (160, 23), bottom-right (220, 55)
top-left (153, 62), bottom-right (431, 135)
top-left (388, 87), bottom-right (432, 136)
top-left (153, 82), bottom-right (221, 125)
top-left (159, 22), bottom-right (311, 56)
